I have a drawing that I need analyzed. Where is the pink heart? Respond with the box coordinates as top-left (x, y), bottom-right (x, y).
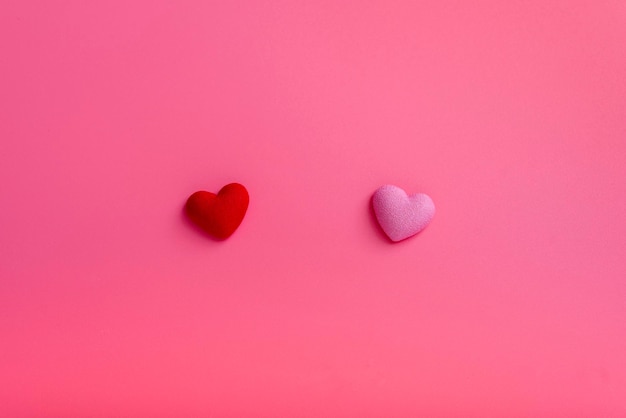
top-left (372, 185), bottom-right (435, 242)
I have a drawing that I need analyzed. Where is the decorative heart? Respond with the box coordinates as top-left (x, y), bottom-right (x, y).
top-left (185, 183), bottom-right (249, 240)
top-left (372, 185), bottom-right (435, 242)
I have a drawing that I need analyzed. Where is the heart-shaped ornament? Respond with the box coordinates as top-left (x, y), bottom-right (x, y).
top-left (185, 183), bottom-right (249, 240)
top-left (372, 185), bottom-right (435, 242)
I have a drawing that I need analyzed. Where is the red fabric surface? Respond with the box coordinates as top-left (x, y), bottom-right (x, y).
top-left (185, 183), bottom-right (249, 240)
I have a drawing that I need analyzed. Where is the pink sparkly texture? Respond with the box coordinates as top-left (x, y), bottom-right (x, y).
top-left (372, 185), bottom-right (435, 242)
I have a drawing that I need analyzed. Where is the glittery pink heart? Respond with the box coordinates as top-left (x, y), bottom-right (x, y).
top-left (372, 185), bottom-right (435, 242)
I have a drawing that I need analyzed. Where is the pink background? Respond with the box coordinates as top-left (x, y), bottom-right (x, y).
top-left (1, 1), bottom-right (626, 416)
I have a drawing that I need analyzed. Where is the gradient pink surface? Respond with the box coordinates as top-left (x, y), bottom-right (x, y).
top-left (1, 1), bottom-right (626, 416)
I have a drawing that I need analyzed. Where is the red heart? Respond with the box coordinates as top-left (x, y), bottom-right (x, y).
top-left (185, 183), bottom-right (249, 240)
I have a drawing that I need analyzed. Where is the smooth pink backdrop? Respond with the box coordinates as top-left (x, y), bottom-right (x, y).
top-left (1, 1), bottom-right (626, 416)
